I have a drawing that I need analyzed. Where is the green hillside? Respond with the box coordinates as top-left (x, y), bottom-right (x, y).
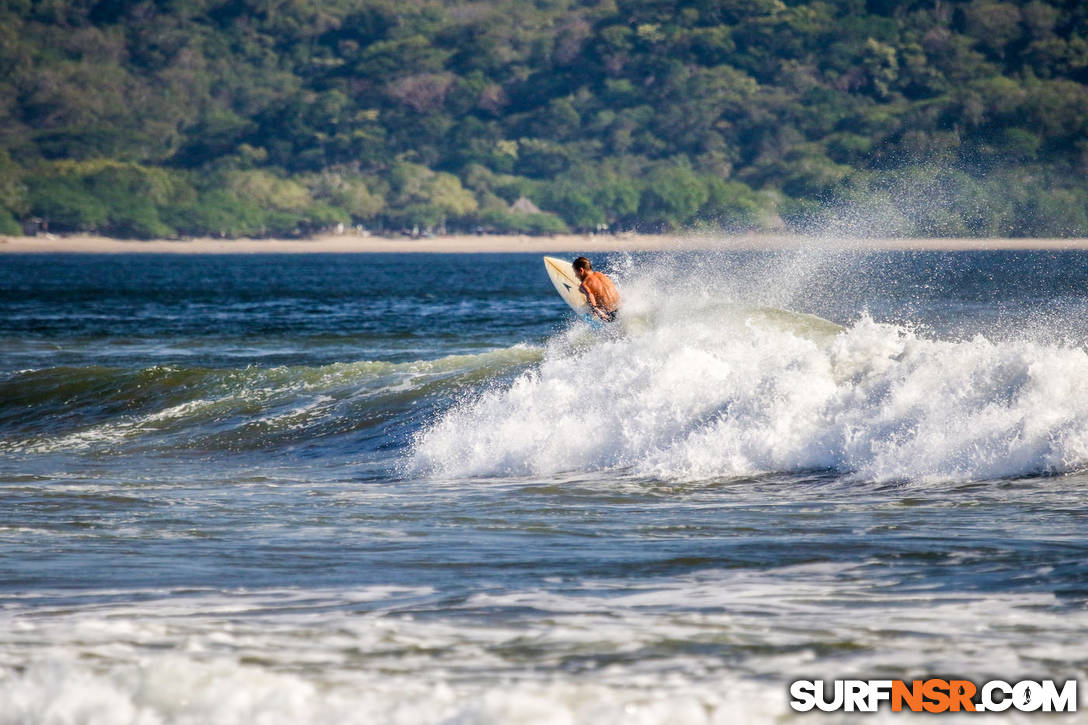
top-left (2, 0), bottom-right (1087, 238)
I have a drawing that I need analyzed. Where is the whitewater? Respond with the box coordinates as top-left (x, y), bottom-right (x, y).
top-left (414, 254), bottom-right (1088, 482)
top-left (1, 250), bottom-right (1086, 724)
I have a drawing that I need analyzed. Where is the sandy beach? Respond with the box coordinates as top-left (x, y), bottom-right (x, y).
top-left (4, 232), bottom-right (1088, 254)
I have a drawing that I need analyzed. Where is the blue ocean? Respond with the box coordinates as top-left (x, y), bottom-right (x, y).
top-left (1, 249), bottom-right (1086, 723)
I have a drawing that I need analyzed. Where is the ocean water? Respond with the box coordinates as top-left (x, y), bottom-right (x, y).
top-left (1, 249), bottom-right (1087, 723)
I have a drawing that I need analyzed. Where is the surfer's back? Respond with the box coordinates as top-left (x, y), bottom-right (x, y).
top-left (580, 270), bottom-right (620, 312)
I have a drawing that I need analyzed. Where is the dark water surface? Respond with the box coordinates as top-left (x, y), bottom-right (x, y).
top-left (1, 251), bottom-right (1086, 722)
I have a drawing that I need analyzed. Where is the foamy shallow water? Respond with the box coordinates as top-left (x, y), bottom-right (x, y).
top-left (2, 572), bottom-right (1085, 724)
top-left (2, 252), bottom-right (1088, 722)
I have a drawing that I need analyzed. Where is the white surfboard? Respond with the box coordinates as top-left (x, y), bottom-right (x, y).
top-left (543, 256), bottom-right (589, 313)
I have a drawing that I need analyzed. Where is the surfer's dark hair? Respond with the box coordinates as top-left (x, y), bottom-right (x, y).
top-left (572, 257), bottom-right (591, 271)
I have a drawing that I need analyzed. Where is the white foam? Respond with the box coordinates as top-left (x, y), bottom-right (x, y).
top-left (1, 580), bottom-right (1084, 724)
top-left (412, 263), bottom-right (1088, 482)
top-left (0, 656), bottom-right (787, 725)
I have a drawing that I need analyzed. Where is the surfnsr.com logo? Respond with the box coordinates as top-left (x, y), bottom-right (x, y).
top-left (789, 679), bottom-right (1078, 713)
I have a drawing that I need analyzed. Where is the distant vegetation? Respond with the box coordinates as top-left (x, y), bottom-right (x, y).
top-left (2, 0), bottom-right (1088, 238)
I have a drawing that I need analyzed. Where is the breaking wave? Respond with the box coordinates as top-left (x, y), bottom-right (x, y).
top-left (412, 260), bottom-right (1088, 483)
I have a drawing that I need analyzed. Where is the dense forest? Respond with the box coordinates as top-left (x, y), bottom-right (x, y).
top-left (2, 0), bottom-right (1088, 238)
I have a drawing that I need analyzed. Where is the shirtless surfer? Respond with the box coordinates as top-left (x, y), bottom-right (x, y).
top-left (572, 256), bottom-right (620, 322)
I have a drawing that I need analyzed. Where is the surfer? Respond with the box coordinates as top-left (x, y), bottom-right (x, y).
top-left (572, 256), bottom-right (620, 322)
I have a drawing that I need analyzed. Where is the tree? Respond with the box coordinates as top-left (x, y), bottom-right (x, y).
top-left (961, 2), bottom-right (1023, 61)
top-left (384, 162), bottom-right (477, 232)
top-left (638, 165), bottom-right (709, 230)
top-left (304, 173), bottom-right (386, 222)
top-left (0, 151), bottom-right (27, 230)
top-left (702, 178), bottom-right (765, 230)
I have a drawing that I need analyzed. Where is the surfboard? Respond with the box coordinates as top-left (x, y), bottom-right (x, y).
top-left (543, 256), bottom-right (589, 313)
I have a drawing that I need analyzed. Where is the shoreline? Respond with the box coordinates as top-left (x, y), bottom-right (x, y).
top-left (4, 232), bottom-right (1088, 254)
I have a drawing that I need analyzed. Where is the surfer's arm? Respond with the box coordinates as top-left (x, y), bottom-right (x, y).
top-left (580, 283), bottom-right (607, 320)
top-left (580, 279), bottom-right (614, 321)
top-left (579, 282), bottom-right (592, 304)
top-left (589, 305), bottom-right (612, 321)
